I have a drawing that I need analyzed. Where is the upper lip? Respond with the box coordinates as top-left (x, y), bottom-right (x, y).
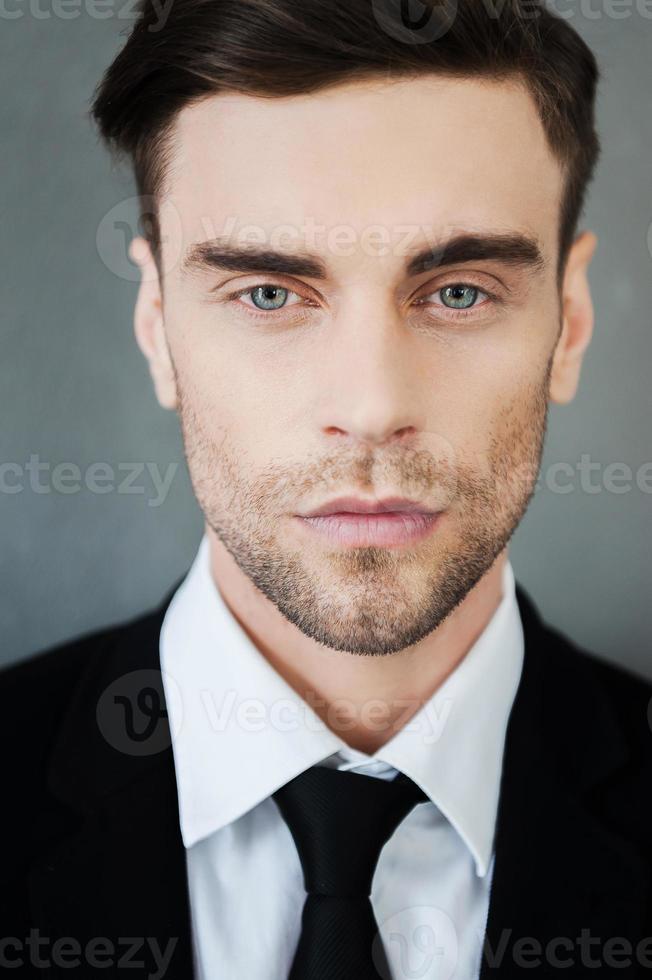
top-left (300, 496), bottom-right (438, 517)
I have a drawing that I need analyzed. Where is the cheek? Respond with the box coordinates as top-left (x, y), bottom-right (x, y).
top-left (186, 359), bottom-right (301, 471)
top-left (419, 336), bottom-right (552, 487)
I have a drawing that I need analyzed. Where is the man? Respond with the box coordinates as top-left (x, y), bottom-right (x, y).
top-left (2, 0), bottom-right (651, 977)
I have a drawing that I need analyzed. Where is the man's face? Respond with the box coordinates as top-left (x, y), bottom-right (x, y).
top-left (154, 76), bottom-right (566, 656)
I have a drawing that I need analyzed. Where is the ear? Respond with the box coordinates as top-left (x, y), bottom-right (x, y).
top-left (130, 236), bottom-right (178, 411)
top-left (548, 229), bottom-right (598, 405)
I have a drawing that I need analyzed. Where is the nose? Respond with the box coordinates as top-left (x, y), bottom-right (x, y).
top-left (315, 304), bottom-right (427, 449)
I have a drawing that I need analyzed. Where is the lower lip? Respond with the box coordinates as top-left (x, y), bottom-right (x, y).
top-left (295, 511), bottom-right (441, 548)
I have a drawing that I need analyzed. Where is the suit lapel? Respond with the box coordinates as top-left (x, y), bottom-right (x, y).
top-left (479, 585), bottom-right (648, 977)
top-left (30, 580), bottom-right (196, 978)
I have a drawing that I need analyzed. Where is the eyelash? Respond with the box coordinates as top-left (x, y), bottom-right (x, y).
top-left (223, 281), bottom-right (502, 323)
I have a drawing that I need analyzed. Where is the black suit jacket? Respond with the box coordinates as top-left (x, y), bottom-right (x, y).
top-left (1, 578), bottom-right (652, 978)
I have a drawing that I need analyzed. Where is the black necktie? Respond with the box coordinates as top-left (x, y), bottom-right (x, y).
top-left (272, 764), bottom-right (429, 980)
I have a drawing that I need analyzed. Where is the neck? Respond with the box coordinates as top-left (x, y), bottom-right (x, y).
top-left (206, 526), bottom-right (507, 754)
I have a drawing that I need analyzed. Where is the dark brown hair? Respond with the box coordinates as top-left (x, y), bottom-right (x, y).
top-left (90, 0), bottom-right (601, 285)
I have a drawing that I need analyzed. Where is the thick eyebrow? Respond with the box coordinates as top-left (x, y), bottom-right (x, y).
top-left (181, 231), bottom-right (546, 282)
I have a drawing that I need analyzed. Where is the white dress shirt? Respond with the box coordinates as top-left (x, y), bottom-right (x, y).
top-left (159, 534), bottom-right (524, 980)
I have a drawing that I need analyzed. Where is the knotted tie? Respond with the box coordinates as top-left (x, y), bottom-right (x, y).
top-left (272, 765), bottom-right (428, 980)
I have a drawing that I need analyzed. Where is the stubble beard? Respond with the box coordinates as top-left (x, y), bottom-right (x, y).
top-left (176, 362), bottom-right (551, 656)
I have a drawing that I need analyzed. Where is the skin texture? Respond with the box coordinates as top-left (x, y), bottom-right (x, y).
top-left (131, 75), bottom-right (597, 752)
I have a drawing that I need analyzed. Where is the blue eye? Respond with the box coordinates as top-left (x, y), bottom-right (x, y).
top-left (249, 285), bottom-right (290, 311)
top-left (439, 284), bottom-right (479, 310)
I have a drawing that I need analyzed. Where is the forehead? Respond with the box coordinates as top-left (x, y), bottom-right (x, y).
top-left (164, 75), bottom-right (564, 268)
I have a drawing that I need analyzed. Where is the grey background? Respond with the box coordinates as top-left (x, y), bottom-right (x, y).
top-left (1, 5), bottom-right (651, 674)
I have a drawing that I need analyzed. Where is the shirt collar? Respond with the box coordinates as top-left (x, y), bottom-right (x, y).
top-left (160, 534), bottom-right (523, 878)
